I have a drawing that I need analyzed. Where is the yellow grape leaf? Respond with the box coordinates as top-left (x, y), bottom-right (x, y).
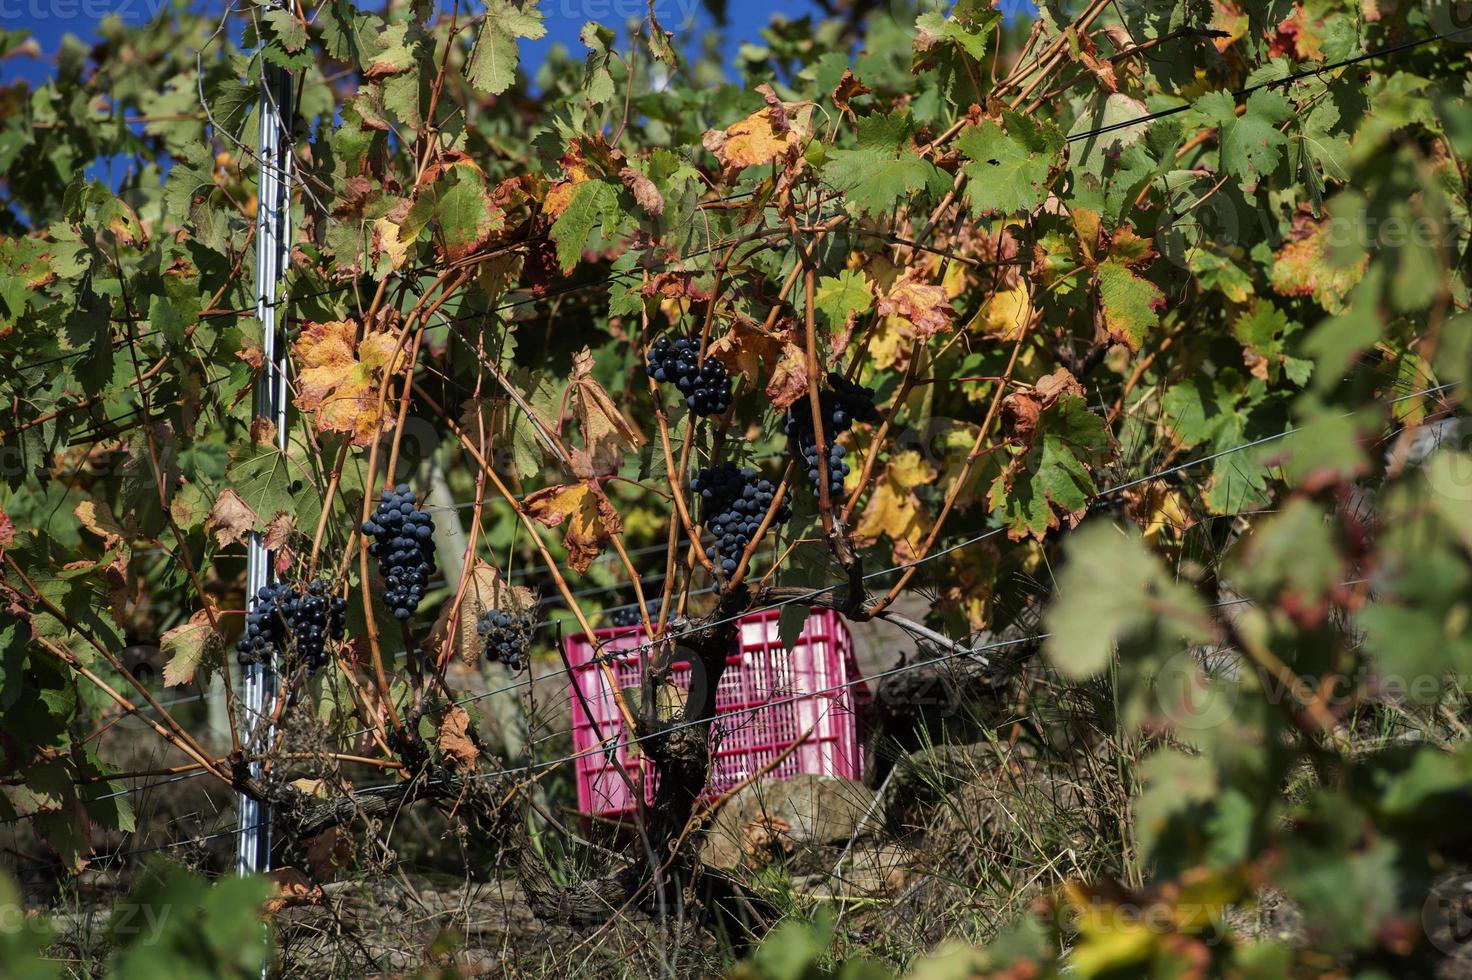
top-left (939, 543), bottom-right (1001, 632)
top-left (428, 558), bottom-right (537, 667)
top-left (966, 279), bottom-right (1032, 340)
top-left (294, 320), bottom-right (406, 446)
top-left (869, 315), bottom-right (914, 371)
top-left (570, 348), bottom-right (645, 477)
top-left (1269, 216), bottom-right (1366, 313)
top-left (523, 481), bottom-right (623, 574)
top-left (877, 272), bottom-right (955, 338)
top-left (854, 450), bottom-right (938, 562)
top-left (1125, 484), bottom-right (1194, 544)
top-left (929, 421), bottom-right (990, 504)
top-left (701, 84), bottom-right (804, 177)
top-left (372, 214), bottom-right (410, 270)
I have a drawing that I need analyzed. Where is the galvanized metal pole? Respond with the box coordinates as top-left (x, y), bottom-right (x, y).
top-left (237, 59), bottom-right (293, 879)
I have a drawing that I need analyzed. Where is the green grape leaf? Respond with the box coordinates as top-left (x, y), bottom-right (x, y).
top-left (988, 390), bottom-right (1113, 541)
top-left (1195, 88), bottom-right (1293, 192)
top-left (463, 0), bottom-right (546, 96)
top-left (822, 112), bottom-right (948, 217)
top-left (1042, 522), bottom-right (1210, 680)
top-left (550, 179), bottom-right (619, 272)
top-left (957, 112), bottom-right (1063, 217)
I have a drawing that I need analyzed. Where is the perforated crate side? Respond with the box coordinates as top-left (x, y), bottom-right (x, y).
top-left (566, 608), bottom-right (865, 818)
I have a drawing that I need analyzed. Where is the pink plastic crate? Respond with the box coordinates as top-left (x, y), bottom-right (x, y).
top-left (566, 608), bottom-right (868, 819)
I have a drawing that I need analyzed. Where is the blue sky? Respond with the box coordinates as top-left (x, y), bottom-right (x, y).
top-left (0, 0), bottom-right (1036, 89)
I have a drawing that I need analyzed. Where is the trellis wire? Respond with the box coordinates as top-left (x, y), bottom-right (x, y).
top-left (65, 379), bottom-right (1457, 818)
top-left (37, 578), bottom-right (1300, 877)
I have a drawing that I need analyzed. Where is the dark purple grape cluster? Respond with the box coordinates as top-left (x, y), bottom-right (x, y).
top-left (362, 484), bottom-right (436, 620)
top-left (610, 605), bottom-right (643, 629)
top-left (610, 604), bottom-right (669, 629)
top-left (784, 372), bottom-right (880, 497)
top-left (235, 579), bottom-right (347, 672)
top-left (477, 608), bottom-right (533, 671)
top-left (646, 336), bottom-right (733, 416)
top-left (691, 463), bottom-right (790, 575)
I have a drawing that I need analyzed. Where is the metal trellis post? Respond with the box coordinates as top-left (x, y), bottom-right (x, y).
top-left (237, 59), bottom-right (293, 879)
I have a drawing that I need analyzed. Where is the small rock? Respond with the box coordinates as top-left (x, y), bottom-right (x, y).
top-left (701, 774), bottom-right (877, 869)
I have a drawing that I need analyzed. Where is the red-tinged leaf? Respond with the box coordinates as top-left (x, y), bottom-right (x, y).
top-left (877, 273), bottom-right (955, 339)
top-left (160, 611), bottom-right (221, 688)
top-left (988, 380), bottom-right (1113, 541)
top-left (523, 482), bottom-right (623, 574)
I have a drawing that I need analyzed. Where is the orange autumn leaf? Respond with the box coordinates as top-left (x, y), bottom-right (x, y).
top-left (702, 84), bottom-right (804, 178)
top-left (1269, 214), bottom-right (1366, 313)
top-left (523, 481), bottom-right (623, 574)
top-left (294, 320), bottom-right (406, 446)
top-left (832, 69), bottom-right (870, 119)
top-left (437, 704), bottom-right (479, 767)
top-left (707, 314), bottom-right (811, 411)
top-left (877, 273), bottom-right (955, 339)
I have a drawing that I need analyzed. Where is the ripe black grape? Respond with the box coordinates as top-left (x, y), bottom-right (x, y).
top-left (646, 336), bottom-right (733, 416)
top-left (610, 604), bottom-right (669, 629)
top-left (235, 578), bottom-right (347, 673)
top-left (477, 608), bottom-right (534, 671)
top-left (362, 483), bottom-right (437, 621)
top-left (784, 371), bottom-right (880, 498)
top-left (691, 462), bottom-right (790, 575)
